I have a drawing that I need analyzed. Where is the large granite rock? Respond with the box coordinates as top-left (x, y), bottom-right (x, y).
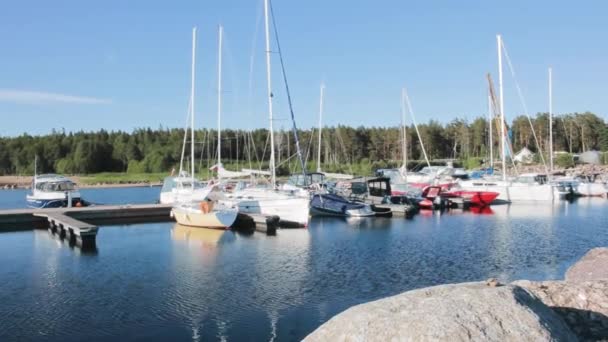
top-left (514, 280), bottom-right (608, 340)
top-left (566, 248), bottom-right (608, 282)
top-left (304, 282), bottom-right (576, 341)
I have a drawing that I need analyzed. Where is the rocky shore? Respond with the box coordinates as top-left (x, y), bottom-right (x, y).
top-left (305, 248), bottom-right (608, 341)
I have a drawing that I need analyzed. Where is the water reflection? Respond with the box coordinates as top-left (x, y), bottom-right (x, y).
top-left (2, 198), bottom-right (608, 341)
top-left (172, 224), bottom-right (233, 249)
top-left (36, 227), bottom-right (98, 255)
top-left (253, 229), bottom-right (311, 341)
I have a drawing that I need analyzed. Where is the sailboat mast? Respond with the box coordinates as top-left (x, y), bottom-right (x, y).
top-left (403, 88), bottom-right (431, 168)
top-left (190, 27), bottom-right (197, 187)
top-left (549, 67), bottom-right (554, 177)
top-left (497, 34), bottom-right (506, 181)
top-left (488, 92), bottom-right (493, 169)
top-left (316, 83), bottom-right (325, 173)
top-left (217, 25), bottom-right (223, 179)
top-left (400, 88), bottom-right (408, 180)
top-left (264, 0), bottom-right (276, 188)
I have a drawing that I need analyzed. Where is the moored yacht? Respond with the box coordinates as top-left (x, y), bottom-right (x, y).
top-left (171, 200), bottom-right (238, 229)
top-left (219, 187), bottom-right (310, 226)
top-left (457, 173), bottom-right (554, 203)
top-left (160, 172), bottom-right (212, 205)
top-left (26, 174), bottom-right (85, 208)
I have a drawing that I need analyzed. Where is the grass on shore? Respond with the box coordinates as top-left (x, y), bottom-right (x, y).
top-left (79, 172), bottom-right (169, 185)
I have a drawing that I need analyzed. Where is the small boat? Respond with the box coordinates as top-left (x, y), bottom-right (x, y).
top-left (310, 193), bottom-right (375, 217)
top-left (171, 201), bottom-right (238, 229)
top-left (26, 174), bottom-right (86, 208)
top-left (441, 190), bottom-right (499, 207)
top-left (420, 186), bottom-right (498, 208)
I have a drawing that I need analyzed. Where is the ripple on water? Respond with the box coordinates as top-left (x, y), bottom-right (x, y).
top-left (0, 199), bottom-right (607, 341)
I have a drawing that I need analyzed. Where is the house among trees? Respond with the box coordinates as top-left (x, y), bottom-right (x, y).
top-left (513, 147), bottom-right (535, 164)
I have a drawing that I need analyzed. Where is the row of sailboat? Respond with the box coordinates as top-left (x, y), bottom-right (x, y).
top-left (162, 25), bottom-right (607, 229)
top-left (165, 0), bottom-right (311, 229)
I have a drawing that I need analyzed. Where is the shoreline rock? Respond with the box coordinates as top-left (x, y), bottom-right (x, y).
top-left (566, 248), bottom-right (608, 282)
top-left (304, 282), bottom-right (576, 341)
top-left (305, 248), bottom-right (608, 341)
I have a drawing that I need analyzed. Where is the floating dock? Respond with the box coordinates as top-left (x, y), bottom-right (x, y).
top-left (34, 212), bottom-right (99, 247)
top-left (0, 204), bottom-right (173, 231)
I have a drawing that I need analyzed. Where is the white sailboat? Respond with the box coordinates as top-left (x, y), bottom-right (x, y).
top-left (457, 35), bottom-right (554, 203)
top-left (171, 26), bottom-right (238, 229)
top-left (217, 2), bottom-right (310, 226)
top-left (315, 83), bottom-right (353, 180)
top-left (160, 27), bottom-right (213, 205)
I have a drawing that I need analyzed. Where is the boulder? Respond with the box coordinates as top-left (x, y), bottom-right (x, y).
top-left (566, 248), bottom-right (608, 282)
top-left (304, 282), bottom-right (576, 341)
top-left (514, 280), bottom-right (608, 340)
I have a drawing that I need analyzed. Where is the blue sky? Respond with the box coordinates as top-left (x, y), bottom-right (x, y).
top-left (0, 0), bottom-right (606, 136)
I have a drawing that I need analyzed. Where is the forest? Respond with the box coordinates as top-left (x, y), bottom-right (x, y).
top-left (1, 111), bottom-right (607, 177)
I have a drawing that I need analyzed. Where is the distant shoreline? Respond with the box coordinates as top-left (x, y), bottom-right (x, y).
top-left (0, 175), bottom-right (162, 190)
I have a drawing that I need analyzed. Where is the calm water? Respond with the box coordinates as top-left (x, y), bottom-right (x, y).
top-left (0, 186), bottom-right (160, 209)
top-left (0, 190), bottom-right (607, 341)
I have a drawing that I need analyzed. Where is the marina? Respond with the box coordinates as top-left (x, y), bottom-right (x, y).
top-left (0, 192), bottom-right (606, 341)
top-left (1, 0), bottom-right (608, 340)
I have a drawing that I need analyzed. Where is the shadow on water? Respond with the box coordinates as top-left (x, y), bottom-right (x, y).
top-left (43, 228), bottom-right (98, 255)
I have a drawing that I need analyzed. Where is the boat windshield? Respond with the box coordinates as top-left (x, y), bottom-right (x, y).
top-left (36, 181), bottom-right (75, 192)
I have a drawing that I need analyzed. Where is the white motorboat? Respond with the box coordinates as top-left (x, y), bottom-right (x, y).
top-left (458, 173), bottom-right (554, 203)
top-left (26, 174), bottom-right (85, 208)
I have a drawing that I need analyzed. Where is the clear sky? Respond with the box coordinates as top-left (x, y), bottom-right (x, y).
top-left (0, 0), bottom-right (606, 136)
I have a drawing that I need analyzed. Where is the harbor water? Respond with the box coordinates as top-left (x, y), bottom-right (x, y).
top-left (0, 188), bottom-right (607, 341)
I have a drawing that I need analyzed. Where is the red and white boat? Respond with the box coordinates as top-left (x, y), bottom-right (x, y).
top-left (440, 190), bottom-right (499, 207)
top-left (420, 186), bottom-right (499, 209)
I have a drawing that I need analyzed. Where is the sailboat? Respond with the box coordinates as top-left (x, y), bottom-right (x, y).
top-left (217, 2), bottom-right (310, 227)
top-left (313, 83), bottom-right (354, 181)
top-left (170, 26), bottom-right (238, 229)
top-left (160, 28), bottom-right (212, 205)
top-left (457, 35), bottom-right (554, 203)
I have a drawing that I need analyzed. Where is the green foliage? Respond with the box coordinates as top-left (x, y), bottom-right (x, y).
top-left (461, 157), bottom-right (483, 170)
top-left (0, 111), bottom-right (605, 176)
top-left (127, 160), bottom-right (146, 174)
top-left (555, 153), bottom-right (575, 168)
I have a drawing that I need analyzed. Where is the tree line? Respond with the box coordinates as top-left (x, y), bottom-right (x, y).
top-left (1, 111), bottom-right (607, 176)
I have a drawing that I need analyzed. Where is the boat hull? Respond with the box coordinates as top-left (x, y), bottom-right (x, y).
top-left (26, 195), bottom-right (83, 209)
top-left (310, 194), bottom-right (375, 217)
top-left (442, 191), bottom-right (499, 207)
top-left (577, 183), bottom-right (608, 197)
top-left (171, 207), bottom-right (238, 229)
top-left (458, 182), bottom-right (554, 203)
top-left (220, 194), bottom-right (310, 226)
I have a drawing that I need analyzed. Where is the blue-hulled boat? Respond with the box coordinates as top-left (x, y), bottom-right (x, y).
top-left (310, 193), bottom-right (375, 217)
top-left (26, 174), bottom-right (85, 208)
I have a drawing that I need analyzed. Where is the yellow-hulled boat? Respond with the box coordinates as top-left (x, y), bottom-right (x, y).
top-left (171, 201), bottom-right (238, 229)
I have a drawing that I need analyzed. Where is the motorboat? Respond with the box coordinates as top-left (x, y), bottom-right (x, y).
top-left (310, 193), bottom-right (375, 217)
top-left (457, 173), bottom-right (554, 203)
top-left (26, 174), bottom-right (86, 208)
top-left (440, 189), bottom-right (499, 207)
top-left (575, 175), bottom-right (607, 197)
top-left (171, 201), bottom-right (238, 229)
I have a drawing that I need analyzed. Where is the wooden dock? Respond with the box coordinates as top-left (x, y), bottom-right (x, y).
top-left (34, 212), bottom-right (99, 247)
top-left (0, 204), bottom-right (173, 231)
